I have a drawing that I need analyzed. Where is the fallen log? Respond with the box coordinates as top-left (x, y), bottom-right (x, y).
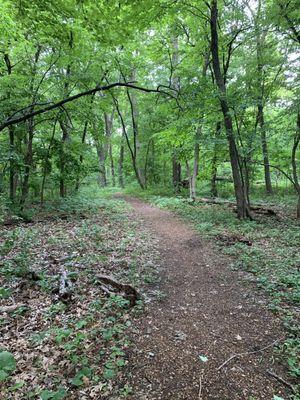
top-left (95, 274), bottom-right (139, 307)
top-left (0, 303), bottom-right (28, 314)
top-left (58, 269), bottom-right (72, 302)
top-left (196, 197), bottom-right (277, 216)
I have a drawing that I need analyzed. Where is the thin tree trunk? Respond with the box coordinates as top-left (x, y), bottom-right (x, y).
top-left (112, 92), bottom-right (145, 189)
top-left (190, 52), bottom-right (210, 201)
top-left (211, 121), bottom-right (221, 197)
top-left (20, 119), bottom-right (34, 205)
top-left (41, 117), bottom-right (58, 203)
top-left (126, 70), bottom-right (145, 188)
top-left (254, 2), bottom-right (273, 194)
top-left (172, 155), bottom-right (181, 193)
top-left (292, 111), bottom-right (300, 218)
top-left (59, 118), bottom-right (70, 197)
top-left (171, 35), bottom-right (181, 192)
top-left (59, 31), bottom-right (73, 197)
top-left (109, 143), bottom-right (115, 186)
top-left (95, 138), bottom-right (107, 187)
top-left (8, 126), bottom-right (16, 202)
top-left (4, 54), bottom-right (17, 202)
top-left (118, 131), bottom-right (125, 188)
top-left (190, 125), bottom-right (201, 200)
top-left (20, 47), bottom-right (41, 205)
top-left (210, 0), bottom-right (251, 219)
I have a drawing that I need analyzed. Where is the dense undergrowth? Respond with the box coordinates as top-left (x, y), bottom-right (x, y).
top-left (0, 187), bottom-right (158, 399)
top-left (124, 184), bottom-right (300, 398)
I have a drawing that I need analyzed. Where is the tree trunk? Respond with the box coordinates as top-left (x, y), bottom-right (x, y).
top-left (171, 34), bottom-right (182, 193)
top-left (41, 117), bottom-right (58, 203)
top-left (210, 0), bottom-right (252, 219)
top-left (190, 51), bottom-right (209, 201)
top-left (254, 4), bottom-right (273, 195)
top-left (8, 126), bottom-right (16, 202)
top-left (292, 111), bottom-right (300, 218)
top-left (112, 89), bottom-right (145, 189)
top-left (59, 118), bottom-right (71, 197)
top-left (126, 70), bottom-right (145, 188)
top-left (20, 119), bottom-right (34, 205)
top-left (95, 138), bottom-right (107, 187)
top-left (190, 125), bottom-right (201, 200)
top-left (118, 132), bottom-right (125, 188)
top-left (172, 154), bottom-right (181, 193)
top-left (20, 47), bottom-right (41, 206)
top-left (109, 143), bottom-right (115, 186)
top-left (4, 54), bottom-right (17, 202)
top-left (59, 31), bottom-right (73, 197)
top-left (211, 121), bottom-right (221, 197)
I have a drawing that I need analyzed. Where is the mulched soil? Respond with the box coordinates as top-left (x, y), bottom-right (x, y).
top-left (123, 197), bottom-right (291, 400)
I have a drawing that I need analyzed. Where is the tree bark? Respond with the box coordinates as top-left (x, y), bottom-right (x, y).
top-left (171, 35), bottom-right (182, 193)
top-left (172, 155), bottom-right (181, 193)
top-left (41, 117), bottom-right (58, 203)
top-left (126, 69), bottom-right (146, 188)
top-left (20, 46), bottom-right (42, 205)
top-left (292, 111), bottom-right (300, 218)
top-left (118, 131), bottom-right (125, 188)
top-left (211, 121), bottom-right (221, 197)
top-left (4, 54), bottom-right (17, 202)
top-left (59, 31), bottom-right (73, 197)
top-left (112, 91), bottom-right (145, 189)
top-left (190, 52), bottom-right (210, 201)
top-left (105, 111), bottom-right (115, 186)
top-left (210, 0), bottom-right (252, 219)
top-left (254, 1), bottom-right (273, 194)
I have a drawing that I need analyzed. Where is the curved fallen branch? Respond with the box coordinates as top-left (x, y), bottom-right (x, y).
top-left (95, 274), bottom-right (139, 307)
top-left (217, 337), bottom-right (284, 371)
top-left (0, 304), bottom-right (28, 314)
top-left (267, 369), bottom-right (296, 394)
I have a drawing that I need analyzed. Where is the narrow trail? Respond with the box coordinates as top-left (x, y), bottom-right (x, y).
top-left (123, 197), bottom-right (289, 400)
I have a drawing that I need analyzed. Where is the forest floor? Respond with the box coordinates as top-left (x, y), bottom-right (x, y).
top-left (121, 196), bottom-right (296, 400)
top-left (0, 190), bottom-right (299, 400)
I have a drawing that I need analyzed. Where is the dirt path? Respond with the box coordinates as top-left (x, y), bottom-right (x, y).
top-left (123, 197), bottom-right (289, 400)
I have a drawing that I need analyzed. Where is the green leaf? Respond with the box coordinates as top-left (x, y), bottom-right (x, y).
top-left (198, 355), bottom-right (208, 363)
top-left (70, 374), bottom-right (84, 387)
top-left (273, 396), bottom-right (285, 400)
top-left (116, 358), bottom-right (125, 367)
top-left (0, 351), bottom-right (16, 373)
top-left (0, 370), bottom-right (9, 382)
top-left (103, 367), bottom-right (116, 380)
top-left (9, 380), bottom-right (25, 391)
top-left (40, 388), bottom-right (67, 399)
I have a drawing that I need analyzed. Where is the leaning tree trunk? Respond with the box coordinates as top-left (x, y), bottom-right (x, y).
top-left (126, 70), bottom-right (146, 188)
top-left (210, 0), bottom-right (251, 219)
